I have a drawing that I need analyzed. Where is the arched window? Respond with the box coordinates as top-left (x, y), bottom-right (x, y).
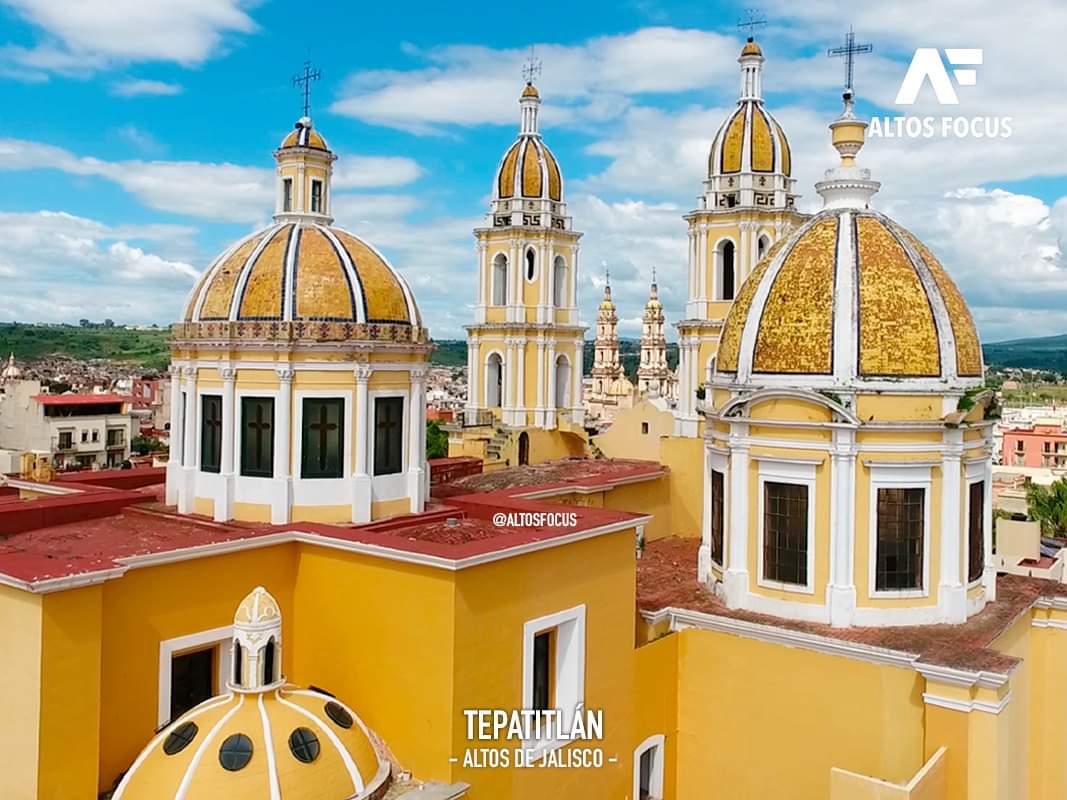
top-left (262, 638), bottom-right (276, 685)
top-left (492, 254), bottom-right (508, 306)
top-left (486, 353), bottom-right (503, 408)
top-left (525, 248), bottom-right (536, 282)
top-left (552, 256), bottom-right (567, 307)
top-left (233, 641), bottom-right (243, 686)
top-left (518, 431), bottom-right (530, 466)
top-left (718, 240), bottom-right (736, 301)
top-left (757, 234), bottom-right (771, 261)
top-left (555, 355), bottom-right (570, 409)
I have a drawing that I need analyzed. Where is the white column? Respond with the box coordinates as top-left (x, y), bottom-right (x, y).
top-left (271, 368), bottom-right (293, 525)
top-left (351, 364), bottom-right (372, 523)
top-left (408, 368), bottom-right (426, 513)
top-left (502, 338), bottom-right (515, 425)
top-left (538, 241), bottom-right (549, 322)
top-left (828, 431), bottom-right (857, 627)
top-left (475, 241), bottom-right (488, 323)
top-left (178, 367), bottom-right (199, 514)
top-left (699, 442), bottom-right (713, 584)
top-left (939, 429), bottom-right (966, 623)
top-left (508, 239), bottom-right (521, 322)
top-left (466, 339), bottom-right (478, 422)
top-left (515, 339), bottom-right (527, 427)
top-left (570, 338), bottom-right (585, 426)
top-left (698, 225), bottom-right (708, 301)
top-left (982, 427), bottom-right (996, 602)
top-left (724, 424), bottom-right (749, 609)
top-left (569, 245), bottom-right (580, 324)
top-left (546, 340), bottom-right (558, 430)
top-left (535, 336), bottom-right (546, 428)
top-left (165, 365), bottom-right (183, 505)
top-left (217, 366), bottom-right (236, 522)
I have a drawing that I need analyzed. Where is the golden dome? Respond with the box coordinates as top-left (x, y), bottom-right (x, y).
top-left (178, 222), bottom-right (426, 345)
top-left (495, 136), bottom-right (563, 202)
top-left (521, 82), bottom-right (540, 98)
top-left (708, 101), bottom-right (791, 177)
top-left (112, 687), bottom-right (388, 800)
top-left (234, 586), bottom-right (280, 626)
top-left (280, 117), bottom-right (330, 152)
top-left (715, 210), bottom-right (983, 386)
top-left (741, 38), bottom-right (763, 57)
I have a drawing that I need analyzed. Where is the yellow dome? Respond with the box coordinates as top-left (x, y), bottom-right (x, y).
top-left (234, 586), bottom-right (280, 625)
top-left (521, 82), bottom-right (540, 98)
top-left (179, 222), bottom-right (425, 344)
top-left (495, 136), bottom-right (563, 202)
top-left (280, 117), bottom-right (330, 152)
top-left (741, 38), bottom-right (763, 57)
top-left (715, 210), bottom-right (983, 386)
top-left (112, 687), bottom-right (389, 800)
top-left (708, 101), bottom-right (791, 177)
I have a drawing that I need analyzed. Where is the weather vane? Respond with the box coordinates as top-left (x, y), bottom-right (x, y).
top-left (737, 8), bottom-right (767, 40)
top-left (292, 60), bottom-right (322, 118)
top-left (827, 27), bottom-right (872, 95)
top-left (522, 46), bottom-right (542, 84)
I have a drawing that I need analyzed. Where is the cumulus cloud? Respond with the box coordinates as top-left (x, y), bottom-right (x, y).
top-left (110, 78), bottom-right (183, 97)
top-left (0, 0), bottom-right (258, 75)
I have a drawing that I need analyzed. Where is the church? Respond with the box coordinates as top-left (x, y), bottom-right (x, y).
top-left (1, 33), bottom-right (1066, 800)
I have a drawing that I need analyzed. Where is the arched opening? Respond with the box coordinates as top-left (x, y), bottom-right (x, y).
top-left (718, 240), bottom-right (736, 301)
top-left (555, 355), bottom-right (570, 409)
top-left (518, 432), bottom-right (530, 466)
top-left (757, 234), bottom-right (771, 261)
top-left (552, 256), bottom-right (567, 307)
top-left (262, 638), bottom-right (276, 685)
top-left (233, 641), bottom-right (243, 686)
top-left (492, 254), bottom-right (508, 305)
top-left (525, 248), bottom-right (536, 282)
top-left (486, 353), bottom-right (503, 408)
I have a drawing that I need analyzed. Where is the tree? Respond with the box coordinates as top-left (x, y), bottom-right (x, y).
top-left (131, 435), bottom-right (164, 455)
top-left (1026, 478), bottom-right (1067, 538)
top-left (426, 420), bottom-right (449, 459)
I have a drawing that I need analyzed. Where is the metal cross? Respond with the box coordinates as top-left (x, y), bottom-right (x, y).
top-left (827, 27), bottom-right (872, 94)
top-left (309, 404), bottom-right (338, 470)
top-left (651, 266), bottom-right (657, 284)
top-left (292, 60), bottom-right (322, 117)
top-left (737, 9), bottom-right (767, 39)
top-left (522, 46), bottom-right (542, 84)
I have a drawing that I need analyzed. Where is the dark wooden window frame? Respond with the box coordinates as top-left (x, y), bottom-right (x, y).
top-left (200, 394), bottom-right (222, 474)
top-left (761, 480), bottom-right (810, 588)
top-left (874, 486), bottom-right (926, 592)
top-left (968, 480), bottom-right (985, 584)
top-left (373, 395), bottom-right (405, 477)
top-left (240, 396), bottom-right (275, 478)
top-left (301, 397), bottom-right (345, 479)
top-left (711, 469), bottom-right (725, 565)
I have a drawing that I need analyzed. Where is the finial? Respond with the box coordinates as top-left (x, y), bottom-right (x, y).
top-left (826, 26), bottom-right (872, 96)
top-left (737, 9), bottom-right (767, 40)
top-left (292, 60), bottom-right (322, 119)
top-left (651, 266), bottom-right (656, 285)
top-left (522, 45), bottom-right (542, 85)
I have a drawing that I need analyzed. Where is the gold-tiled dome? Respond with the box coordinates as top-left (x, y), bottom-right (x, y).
top-left (521, 82), bottom-right (540, 98)
top-left (708, 100), bottom-right (791, 177)
top-left (741, 38), bottom-right (763, 57)
top-left (179, 222), bottom-right (424, 343)
top-left (495, 136), bottom-right (563, 202)
top-left (280, 117), bottom-right (330, 152)
top-left (715, 210), bottom-right (983, 386)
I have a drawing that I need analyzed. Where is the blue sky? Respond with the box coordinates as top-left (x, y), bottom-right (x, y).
top-left (0, 0), bottom-right (1064, 343)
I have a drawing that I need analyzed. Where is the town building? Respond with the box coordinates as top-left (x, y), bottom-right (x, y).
top-left (635, 271), bottom-right (677, 402)
top-left (585, 274), bottom-right (636, 423)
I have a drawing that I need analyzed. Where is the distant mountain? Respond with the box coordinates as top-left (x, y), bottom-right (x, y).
top-left (983, 334), bottom-right (1067, 374)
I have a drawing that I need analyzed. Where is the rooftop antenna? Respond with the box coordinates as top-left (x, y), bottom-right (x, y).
top-left (827, 26), bottom-right (872, 96)
top-left (522, 45), bottom-right (542, 84)
top-left (292, 60), bottom-right (322, 118)
top-left (737, 8), bottom-right (767, 41)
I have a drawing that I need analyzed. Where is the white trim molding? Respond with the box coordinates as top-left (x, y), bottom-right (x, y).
top-left (521, 605), bottom-right (587, 758)
top-left (632, 733), bottom-right (665, 800)
top-left (756, 458), bottom-right (817, 596)
top-left (157, 625), bottom-right (234, 727)
top-left (866, 462), bottom-right (933, 602)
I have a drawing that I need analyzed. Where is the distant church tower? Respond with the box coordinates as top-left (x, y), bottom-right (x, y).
top-left (675, 37), bottom-right (804, 435)
top-left (465, 74), bottom-right (586, 429)
top-left (591, 272), bottom-right (622, 397)
top-left (637, 270), bottom-right (673, 399)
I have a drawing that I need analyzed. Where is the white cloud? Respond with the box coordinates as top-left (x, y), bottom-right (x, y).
top-left (0, 0), bottom-right (258, 74)
top-left (0, 138), bottom-right (424, 223)
top-left (110, 78), bottom-right (183, 97)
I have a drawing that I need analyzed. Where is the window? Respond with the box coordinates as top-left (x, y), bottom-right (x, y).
top-left (641, 422), bottom-right (649, 435)
top-left (58, 430), bottom-right (73, 450)
top-left (532, 630), bottom-right (554, 711)
top-left (525, 248), bottom-right (536, 281)
top-left (200, 395), bottom-right (222, 473)
top-left (711, 469), bottom-right (725, 565)
top-left (91, 430), bottom-right (99, 443)
top-left (240, 397), bottom-right (275, 478)
top-left (373, 396), bottom-right (404, 476)
top-left (301, 398), bottom-right (344, 479)
top-left (492, 254), bottom-right (508, 305)
top-left (289, 727), bottom-right (320, 763)
top-left (875, 487), bottom-right (925, 591)
top-left (107, 428), bottom-right (124, 447)
top-left (720, 241), bottom-right (736, 300)
top-left (486, 354), bottom-right (503, 407)
top-left (282, 178), bottom-right (293, 212)
top-left (633, 735), bottom-right (665, 800)
top-left (81, 430), bottom-right (88, 443)
top-left (763, 482), bottom-right (808, 586)
top-left (233, 642), bottom-right (243, 685)
top-left (552, 256), bottom-right (566, 307)
top-left (310, 179), bottom-right (323, 213)
top-left (218, 733), bottom-right (253, 771)
top-left (968, 481), bottom-right (985, 583)
top-left (262, 638), bottom-right (277, 684)
top-left (170, 647), bottom-right (214, 722)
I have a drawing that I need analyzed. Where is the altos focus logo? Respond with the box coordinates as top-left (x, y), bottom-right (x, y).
top-left (869, 47), bottom-right (1012, 140)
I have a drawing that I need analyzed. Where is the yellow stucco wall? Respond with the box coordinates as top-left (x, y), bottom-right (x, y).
top-left (593, 400), bottom-right (675, 462)
top-left (0, 584), bottom-right (42, 800)
top-left (660, 436), bottom-right (703, 538)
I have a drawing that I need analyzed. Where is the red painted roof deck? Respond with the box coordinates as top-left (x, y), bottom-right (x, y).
top-left (434, 457), bottom-right (667, 499)
top-left (32, 393), bottom-right (131, 406)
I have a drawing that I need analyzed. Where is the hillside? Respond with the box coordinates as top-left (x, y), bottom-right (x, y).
top-left (982, 334), bottom-right (1067, 374)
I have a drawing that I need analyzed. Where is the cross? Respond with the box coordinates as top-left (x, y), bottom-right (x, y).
top-left (651, 266), bottom-right (657, 284)
top-left (522, 46), bottom-right (542, 84)
top-left (604, 266), bottom-right (611, 287)
top-left (204, 400), bottom-right (222, 452)
top-left (737, 9), bottom-right (767, 40)
top-left (309, 404), bottom-right (338, 471)
top-left (247, 403), bottom-right (272, 469)
top-left (292, 60), bottom-right (322, 118)
top-left (827, 26), bottom-right (872, 94)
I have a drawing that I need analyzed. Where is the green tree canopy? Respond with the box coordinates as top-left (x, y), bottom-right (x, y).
top-left (1026, 478), bottom-right (1067, 538)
